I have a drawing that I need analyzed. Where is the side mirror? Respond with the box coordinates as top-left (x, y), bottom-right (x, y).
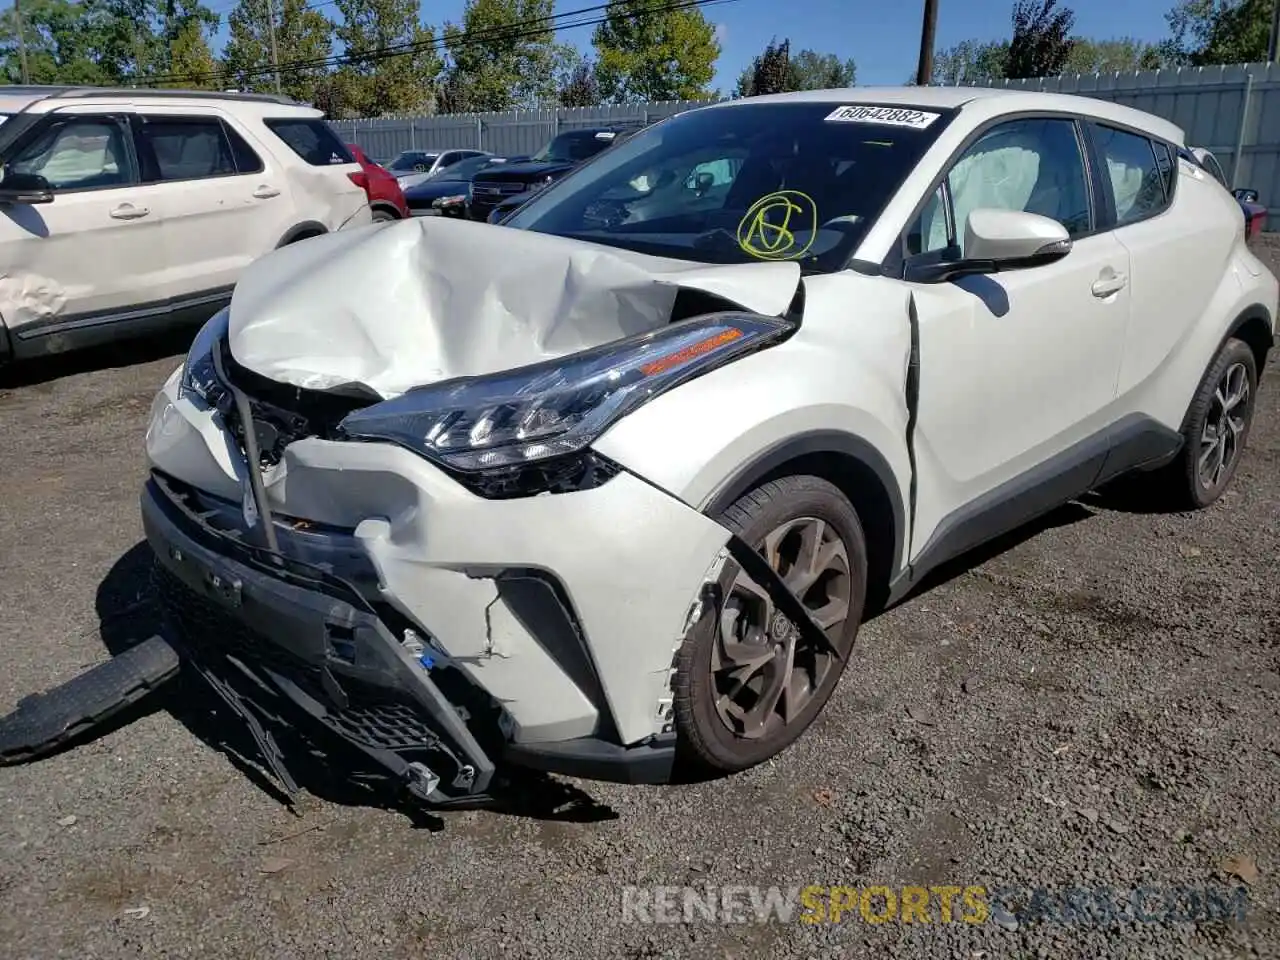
top-left (694, 171), bottom-right (714, 194)
top-left (0, 170), bottom-right (54, 205)
top-left (1234, 187), bottom-right (1260, 204)
top-left (909, 209), bottom-right (1071, 283)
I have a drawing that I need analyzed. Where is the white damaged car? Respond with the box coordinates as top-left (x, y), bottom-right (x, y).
top-left (141, 87), bottom-right (1276, 803)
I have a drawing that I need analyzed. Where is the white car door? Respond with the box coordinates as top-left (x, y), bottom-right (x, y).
top-left (130, 109), bottom-right (286, 318)
top-left (901, 115), bottom-right (1132, 563)
top-left (0, 109), bottom-right (168, 350)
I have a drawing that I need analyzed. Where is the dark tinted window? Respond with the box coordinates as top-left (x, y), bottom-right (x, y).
top-left (531, 130), bottom-right (619, 163)
top-left (141, 117), bottom-right (235, 181)
top-left (263, 118), bottom-right (354, 166)
top-left (1091, 123), bottom-right (1168, 225)
top-left (8, 116), bottom-right (135, 190)
top-left (506, 102), bottom-right (955, 272)
top-left (433, 155), bottom-right (494, 181)
top-left (224, 122), bottom-right (264, 174)
top-left (1200, 151), bottom-right (1228, 186)
top-left (910, 116), bottom-right (1090, 257)
top-left (388, 150), bottom-right (437, 172)
top-left (1153, 141), bottom-right (1175, 201)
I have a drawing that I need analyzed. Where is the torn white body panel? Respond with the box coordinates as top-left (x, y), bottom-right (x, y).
top-left (145, 367), bottom-right (733, 744)
top-left (226, 216), bottom-right (801, 398)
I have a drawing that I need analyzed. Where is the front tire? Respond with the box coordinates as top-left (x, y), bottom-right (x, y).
top-left (672, 475), bottom-right (867, 774)
top-left (1150, 337), bottom-right (1258, 510)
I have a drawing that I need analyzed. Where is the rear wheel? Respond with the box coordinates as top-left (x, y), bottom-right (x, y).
top-left (1146, 337), bottom-right (1258, 509)
top-left (672, 475), bottom-right (867, 774)
top-left (371, 209), bottom-right (398, 223)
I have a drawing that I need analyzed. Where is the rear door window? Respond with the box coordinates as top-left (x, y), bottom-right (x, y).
top-left (1090, 123), bottom-right (1170, 225)
top-left (138, 116), bottom-right (237, 181)
top-left (263, 118), bottom-right (354, 166)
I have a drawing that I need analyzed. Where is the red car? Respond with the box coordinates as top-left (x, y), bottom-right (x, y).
top-left (347, 144), bottom-right (409, 222)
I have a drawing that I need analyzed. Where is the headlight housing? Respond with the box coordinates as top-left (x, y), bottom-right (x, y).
top-left (337, 313), bottom-right (793, 474)
top-left (179, 307), bottom-right (230, 404)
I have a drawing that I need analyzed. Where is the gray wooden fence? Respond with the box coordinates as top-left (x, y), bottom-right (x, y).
top-left (970, 62), bottom-right (1280, 219)
top-left (329, 100), bottom-right (712, 162)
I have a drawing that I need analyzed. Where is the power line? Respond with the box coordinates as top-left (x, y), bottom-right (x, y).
top-left (144, 0), bottom-right (737, 88)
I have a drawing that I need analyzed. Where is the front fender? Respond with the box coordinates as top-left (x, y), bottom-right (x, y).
top-left (592, 283), bottom-right (913, 545)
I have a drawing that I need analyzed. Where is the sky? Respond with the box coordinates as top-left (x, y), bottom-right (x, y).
top-left (388, 0), bottom-right (1180, 91)
top-left (11, 0), bottom-right (1180, 93)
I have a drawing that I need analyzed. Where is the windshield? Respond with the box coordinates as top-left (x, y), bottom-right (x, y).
top-left (389, 151), bottom-right (438, 172)
top-left (530, 130), bottom-right (619, 164)
top-left (428, 155), bottom-right (493, 181)
top-left (504, 102), bottom-right (955, 273)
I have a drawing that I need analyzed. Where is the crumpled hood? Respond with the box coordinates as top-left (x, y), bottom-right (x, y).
top-left (227, 217), bottom-right (801, 399)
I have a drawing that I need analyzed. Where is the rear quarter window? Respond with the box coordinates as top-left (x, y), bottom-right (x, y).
top-left (263, 118), bottom-right (354, 166)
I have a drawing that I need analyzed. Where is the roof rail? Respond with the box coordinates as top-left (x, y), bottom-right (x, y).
top-left (9, 85), bottom-right (302, 106)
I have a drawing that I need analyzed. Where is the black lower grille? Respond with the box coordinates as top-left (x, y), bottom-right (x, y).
top-left (152, 564), bottom-right (441, 754)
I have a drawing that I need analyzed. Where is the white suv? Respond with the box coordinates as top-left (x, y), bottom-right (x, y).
top-left (0, 86), bottom-right (372, 365)
top-left (139, 88), bottom-right (1275, 804)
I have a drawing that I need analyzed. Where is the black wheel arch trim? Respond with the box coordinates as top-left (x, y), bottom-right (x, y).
top-left (276, 221), bottom-right (328, 247)
top-left (369, 202), bottom-right (402, 219)
top-left (700, 429), bottom-right (907, 590)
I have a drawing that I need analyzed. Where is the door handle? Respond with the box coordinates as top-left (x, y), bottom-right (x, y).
top-left (252, 185), bottom-right (281, 199)
top-left (1091, 272), bottom-right (1128, 298)
top-left (109, 203), bottom-right (149, 220)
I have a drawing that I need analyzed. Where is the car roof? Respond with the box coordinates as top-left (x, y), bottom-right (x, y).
top-left (706, 85), bottom-right (1186, 146)
top-left (0, 84), bottom-right (319, 118)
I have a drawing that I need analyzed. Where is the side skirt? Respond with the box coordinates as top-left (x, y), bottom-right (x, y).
top-left (887, 414), bottom-right (1182, 605)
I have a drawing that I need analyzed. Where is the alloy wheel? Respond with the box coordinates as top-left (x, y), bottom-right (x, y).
top-left (1198, 360), bottom-right (1251, 491)
top-left (712, 517), bottom-right (852, 740)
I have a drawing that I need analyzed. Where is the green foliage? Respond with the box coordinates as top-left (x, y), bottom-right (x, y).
top-left (0, 0), bottom-right (220, 85)
top-left (1065, 36), bottom-right (1168, 73)
top-left (555, 48), bottom-right (601, 107)
top-left (332, 0), bottom-right (440, 116)
top-left (1164, 0), bottom-right (1272, 65)
top-left (929, 39), bottom-right (1011, 84)
top-left (1006, 0), bottom-right (1077, 79)
top-left (592, 0), bottom-right (719, 103)
top-left (441, 0), bottom-right (559, 112)
top-left (735, 38), bottom-right (855, 97)
top-left (222, 0), bottom-right (334, 101)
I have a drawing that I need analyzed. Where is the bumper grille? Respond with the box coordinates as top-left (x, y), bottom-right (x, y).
top-left (152, 564), bottom-right (439, 753)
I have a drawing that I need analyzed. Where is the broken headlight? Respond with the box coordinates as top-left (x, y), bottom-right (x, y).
top-left (179, 307), bottom-right (230, 404)
top-left (336, 313), bottom-right (793, 474)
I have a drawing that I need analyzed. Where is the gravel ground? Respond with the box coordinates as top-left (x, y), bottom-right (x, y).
top-left (1, 246), bottom-right (1278, 960)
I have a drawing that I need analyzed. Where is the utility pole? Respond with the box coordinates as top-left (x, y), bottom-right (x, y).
top-left (915, 0), bottom-right (939, 86)
top-left (15, 0), bottom-right (30, 84)
top-left (266, 0), bottom-right (283, 95)
top-left (1269, 0), bottom-right (1280, 62)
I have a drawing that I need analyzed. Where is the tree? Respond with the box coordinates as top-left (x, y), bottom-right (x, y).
top-left (788, 48), bottom-right (856, 89)
top-left (929, 38), bottom-right (1010, 84)
top-left (592, 0), bottom-right (720, 103)
top-left (0, 0), bottom-right (117, 84)
top-left (223, 0), bottom-right (334, 102)
top-left (736, 39), bottom-right (853, 96)
top-left (556, 50), bottom-right (601, 107)
top-left (1163, 0), bottom-right (1271, 65)
top-left (441, 0), bottom-right (561, 112)
top-left (332, 0), bottom-right (440, 117)
top-left (1065, 36), bottom-right (1166, 73)
top-left (162, 0), bottom-right (220, 88)
top-left (1006, 0), bottom-right (1076, 79)
top-left (735, 36), bottom-right (790, 96)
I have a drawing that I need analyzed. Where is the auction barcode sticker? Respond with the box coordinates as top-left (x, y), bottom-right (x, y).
top-left (825, 106), bottom-right (941, 129)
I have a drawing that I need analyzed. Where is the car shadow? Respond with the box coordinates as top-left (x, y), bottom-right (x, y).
top-left (872, 500), bottom-right (1098, 615)
top-left (0, 327), bottom-right (199, 390)
top-left (58, 541), bottom-right (620, 829)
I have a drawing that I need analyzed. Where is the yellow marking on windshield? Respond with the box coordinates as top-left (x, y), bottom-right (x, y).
top-left (736, 190), bottom-right (818, 261)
